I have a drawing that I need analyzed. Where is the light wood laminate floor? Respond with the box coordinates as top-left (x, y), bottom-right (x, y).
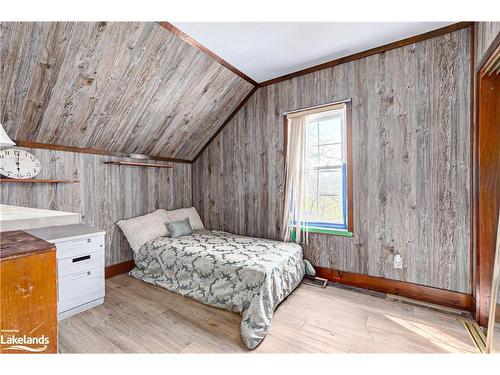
top-left (58, 274), bottom-right (479, 353)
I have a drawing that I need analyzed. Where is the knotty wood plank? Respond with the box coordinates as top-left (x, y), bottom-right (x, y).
top-left (0, 22), bottom-right (254, 160)
top-left (16, 23), bottom-right (76, 141)
top-left (0, 22), bottom-right (45, 137)
top-left (475, 22), bottom-right (500, 68)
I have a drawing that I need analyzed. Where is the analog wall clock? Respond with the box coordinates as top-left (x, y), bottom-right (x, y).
top-left (0, 148), bottom-right (41, 179)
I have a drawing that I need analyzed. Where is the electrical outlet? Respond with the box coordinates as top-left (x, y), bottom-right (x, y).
top-left (394, 253), bottom-right (403, 269)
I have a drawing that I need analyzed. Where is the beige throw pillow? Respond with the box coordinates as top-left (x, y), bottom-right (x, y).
top-left (166, 207), bottom-right (204, 230)
top-left (117, 209), bottom-right (169, 253)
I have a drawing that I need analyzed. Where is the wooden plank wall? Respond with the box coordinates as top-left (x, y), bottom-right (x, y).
top-left (0, 148), bottom-right (192, 266)
top-left (0, 22), bottom-right (254, 161)
top-left (193, 28), bottom-right (472, 293)
top-left (475, 22), bottom-right (500, 66)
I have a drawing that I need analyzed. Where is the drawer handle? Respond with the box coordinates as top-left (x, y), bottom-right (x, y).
top-left (72, 255), bottom-right (91, 263)
top-left (71, 270), bottom-right (91, 279)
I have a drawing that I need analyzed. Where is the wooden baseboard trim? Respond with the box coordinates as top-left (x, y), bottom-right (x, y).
top-left (104, 261), bottom-right (475, 311)
top-left (105, 259), bottom-right (135, 279)
top-left (316, 267), bottom-right (474, 312)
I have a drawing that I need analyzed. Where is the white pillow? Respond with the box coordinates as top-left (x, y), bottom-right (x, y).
top-left (166, 207), bottom-right (204, 230)
top-left (117, 209), bottom-right (169, 253)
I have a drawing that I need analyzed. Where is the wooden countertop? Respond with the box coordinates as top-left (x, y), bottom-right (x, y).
top-left (0, 230), bottom-right (56, 260)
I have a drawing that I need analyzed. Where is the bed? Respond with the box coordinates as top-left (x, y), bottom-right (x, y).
top-left (129, 229), bottom-right (306, 349)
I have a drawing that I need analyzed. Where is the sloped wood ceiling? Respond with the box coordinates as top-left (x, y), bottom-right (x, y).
top-left (0, 22), bottom-right (254, 160)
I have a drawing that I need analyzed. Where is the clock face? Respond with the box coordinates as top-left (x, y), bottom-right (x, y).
top-left (0, 148), bottom-right (41, 179)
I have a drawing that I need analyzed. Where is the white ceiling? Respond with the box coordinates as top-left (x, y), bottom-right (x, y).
top-left (171, 22), bottom-right (454, 82)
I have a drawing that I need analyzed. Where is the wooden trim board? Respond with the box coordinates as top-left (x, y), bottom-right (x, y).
top-left (282, 100), bottom-right (354, 233)
top-left (160, 22), bottom-right (472, 88)
top-left (158, 22), bottom-right (259, 87)
top-left (260, 22), bottom-right (473, 86)
top-left (474, 37), bottom-right (500, 327)
top-left (345, 101), bottom-right (354, 233)
top-left (105, 259), bottom-right (135, 279)
top-left (316, 266), bottom-right (474, 312)
top-left (469, 24), bottom-right (476, 299)
top-left (476, 31), bottom-right (500, 75)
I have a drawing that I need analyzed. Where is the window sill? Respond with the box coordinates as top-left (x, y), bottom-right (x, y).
top-left (292, 227), bottom-right (353, 238)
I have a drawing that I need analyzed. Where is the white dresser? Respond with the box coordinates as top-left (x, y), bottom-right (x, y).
top-left (26, 224), bottom-right (106, 320)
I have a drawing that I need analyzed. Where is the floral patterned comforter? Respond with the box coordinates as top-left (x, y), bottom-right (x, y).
top-left (129, 230), bottom-right (305, 349)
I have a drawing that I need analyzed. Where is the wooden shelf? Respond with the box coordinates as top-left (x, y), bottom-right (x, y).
top-left (104, 161), bottom-right (173, 169)
top-left (0, 178), bottom-right (79, 184)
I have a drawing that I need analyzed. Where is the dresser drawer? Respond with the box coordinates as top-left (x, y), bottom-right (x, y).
top-left (58, 267), bottom-right (104, 313)
top-left (0, 248), bottom-right (58, 353)
top-left (56, 235), bottom-right (104, 260)
top-left (57, 250), bottom-right (104, 278)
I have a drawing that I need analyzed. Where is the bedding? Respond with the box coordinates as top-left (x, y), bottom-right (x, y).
top-left (117, 209), bottom-right (169, 253)
top-left (167, 218), bottom-right (193, 238)
top-left (129, 229), bottom-right (306, 349)
top-left (166, 207), bottom-right (204, 230)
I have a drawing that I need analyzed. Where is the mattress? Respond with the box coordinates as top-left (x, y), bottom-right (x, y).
top-left (129, 229), bottom-right (306, 349)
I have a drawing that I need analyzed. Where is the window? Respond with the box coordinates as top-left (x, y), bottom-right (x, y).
top-left (284, 101), bottom-right (352, 238)
top-left (305, 108), bottom-right (348, 230)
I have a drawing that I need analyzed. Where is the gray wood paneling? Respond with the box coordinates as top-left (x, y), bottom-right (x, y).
top-left (475, 22), bottom-right (500, 67)
top-left (193, 28), bottom-right (472, 293)
top-left (0, 148), bottom-right (192, 265)
top-left (0, 22), bottom-right (254, 161)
